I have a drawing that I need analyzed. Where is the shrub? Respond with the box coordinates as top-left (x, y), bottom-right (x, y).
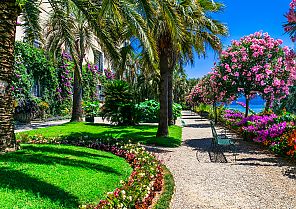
top-left (101, 80), bottom-right (137, 125)
top-left (135, 100), bottom-right (159, 123)
top-left (83, 100), bottom-right (101, 117)
top-left (136, 100), bottom-right (182, 123)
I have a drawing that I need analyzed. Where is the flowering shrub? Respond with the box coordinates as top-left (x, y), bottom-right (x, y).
top-left (89, 143), bottom-right (163, 209)
top-left (223, 110), bottom-right (296, 159)
top-left (223, 109), bottom-right (244, 125)
top-left (18, 136), bottom-right (164, 209)
top-left (212, 32), bottom-right (296, 116)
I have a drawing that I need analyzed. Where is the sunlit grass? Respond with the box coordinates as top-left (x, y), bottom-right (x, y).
top-left (17, 122), bottom-right (182, 147)
top-left (0, 144), bottom-right (132, 209)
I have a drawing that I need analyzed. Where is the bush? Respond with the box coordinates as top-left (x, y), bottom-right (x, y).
top-left (136, 100), bottom-right (182, 123)
top-left (101, 80), bottom-right (137, 125)
top-left (135, 100), bottom-right (159, 123)
top-left (82, 100), bottom-right (101, 117)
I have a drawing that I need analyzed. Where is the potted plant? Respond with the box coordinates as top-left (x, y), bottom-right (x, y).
top-left (83, 100), bottom-right (101, 122)
top-left (14, 98), bottom-right (39, 124)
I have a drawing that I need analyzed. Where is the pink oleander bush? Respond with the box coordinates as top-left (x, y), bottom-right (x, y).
top-left (212, 32), bottom-right (295, 117)
top-left (17, 136), bottom-right (164, 209)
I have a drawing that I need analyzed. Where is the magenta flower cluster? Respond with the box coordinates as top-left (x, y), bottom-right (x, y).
top-left (237, 114), bottom-right (287, 142)
top-left (56, 51), bottom-right (73, 99)
top-left (224, 110), bottom-right (244, 121)
top-left (104, 68), bottom-right (115, 80)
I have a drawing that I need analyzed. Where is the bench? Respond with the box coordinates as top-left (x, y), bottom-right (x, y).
top-left (210, 121), bottom-right (236, 162)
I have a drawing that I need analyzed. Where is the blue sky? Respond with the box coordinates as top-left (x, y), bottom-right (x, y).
top-left (185, 0), bottom-right (295, 79)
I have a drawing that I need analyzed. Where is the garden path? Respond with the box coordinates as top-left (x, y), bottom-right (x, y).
top-left (147, 111), bottom-right (296, 209)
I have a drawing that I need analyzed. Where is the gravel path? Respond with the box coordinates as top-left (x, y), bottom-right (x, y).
top-left (147, 111), bottom-right (296, 209)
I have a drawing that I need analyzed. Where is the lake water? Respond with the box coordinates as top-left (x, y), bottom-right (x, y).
top-left (224, 95), bottom-right (265, 113)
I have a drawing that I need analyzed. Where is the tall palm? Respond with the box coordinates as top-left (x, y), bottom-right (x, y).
top-left (0, 1), bottom-right (20, 151)
top-left (45, 3), bottom-right (102, 122)
top-left (0, 0), bottom-right (157, 151)
top-left (150, 0), bottom-right (227, 136)
top-left (167, 0), bottom-right (228, 125)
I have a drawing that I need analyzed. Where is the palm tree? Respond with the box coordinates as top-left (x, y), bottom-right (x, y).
top-left (152, 0), bottom-right (227, 136)
top-left (0, 1), bottom-right (20, 151)
top-left (45, 3), bottom-right (103, 122)
top-left (0, 0), bottom-right (157, 151)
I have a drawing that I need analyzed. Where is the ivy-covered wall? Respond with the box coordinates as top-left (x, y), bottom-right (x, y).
top-left (13, 41), bottom-right (60, 119)
top-left (12, 42), bottom-right (102, 121)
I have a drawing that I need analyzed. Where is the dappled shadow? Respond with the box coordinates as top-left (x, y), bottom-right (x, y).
top-left (184, 123), bottom-right (211, 128)
top-left (283, 167), bottom-right (296, 179)
top-left (184, 138), bottom-right (228, 163)
top-left (181, 117), bottom-right (204, 120)
top-left (0, 149), bottom-right (121, 175)
top-left (24, 144), bottom-right (113, 159)
top-left (184, 138), bottom-right (212, 153)
top-left (144, 146), bottom-right (173, 154)
top-left (0, 168), bottom-right (79, 208)
top-left (15, 121), bottom-right (71, 132)
top-left (58, 128), bottom-right (180, 147)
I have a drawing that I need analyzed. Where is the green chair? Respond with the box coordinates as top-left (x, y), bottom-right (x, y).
top-left (210, 121), bottom-right (236, 162)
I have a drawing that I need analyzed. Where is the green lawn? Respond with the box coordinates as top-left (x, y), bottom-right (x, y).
top-left (0, 144), bottom-right (132, 209)
top-left (17, 123), bottom-right (182, 147)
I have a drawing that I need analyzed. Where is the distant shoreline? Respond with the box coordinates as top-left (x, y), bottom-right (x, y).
top-left (224, 95), bottom-right (265, 113)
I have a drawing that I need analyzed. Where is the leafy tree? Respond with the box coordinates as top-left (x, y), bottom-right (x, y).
top-left (213, 32), bottom-right (295, 117)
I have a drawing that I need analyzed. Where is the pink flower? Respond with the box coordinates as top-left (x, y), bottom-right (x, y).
top-left (265, 69), bottom-right (272, 75)
top-left (231, 57), bottom-right (237, 63)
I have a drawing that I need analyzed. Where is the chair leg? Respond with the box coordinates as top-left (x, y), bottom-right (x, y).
top-left (231, 144), bottom-right (236, 162)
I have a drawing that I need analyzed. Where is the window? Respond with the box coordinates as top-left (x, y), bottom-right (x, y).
top-left (31, 79), bottom-right (41, 97)
top-left (96, 85), bottom-right (105, 102)
top-left (95, 51), bottom-right (104, 73)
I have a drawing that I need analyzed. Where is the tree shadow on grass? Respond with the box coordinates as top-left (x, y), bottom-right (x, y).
top-left (0, 150), bottom-right (121, 175)
top-left (23, 144), bottom-right (113, 159)
top-left (61, 129), bottom-right (181, 148)
top-left (0, 168), bottom-right (79, 208)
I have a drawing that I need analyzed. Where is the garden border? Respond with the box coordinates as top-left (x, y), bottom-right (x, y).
top-left (21, 137), bottom-right (171, 209)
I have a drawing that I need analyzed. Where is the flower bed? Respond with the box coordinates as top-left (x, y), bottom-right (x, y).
top-left (19, 137), bottom-right (164, 209)
top-left (222, 110), bottom-right (296, 159)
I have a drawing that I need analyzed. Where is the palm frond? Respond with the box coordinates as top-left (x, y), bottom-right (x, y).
top-left (21, 0), bottom-right (43, 46)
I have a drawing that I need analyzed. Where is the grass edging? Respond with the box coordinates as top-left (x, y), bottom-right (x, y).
top-left (153, 165), bottom-right (175, 209)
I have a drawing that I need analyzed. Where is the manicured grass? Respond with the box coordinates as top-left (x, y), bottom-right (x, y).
top-left (17, 123), bottom-right (182, 147)
top-left (153, 165), bottom-right (175, 209)
top-left (0, 144), bottom-right (132, 209)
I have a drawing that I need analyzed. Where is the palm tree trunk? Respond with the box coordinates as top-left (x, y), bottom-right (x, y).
top-left (70, 65), bottom-right (83, 122)
top-left (168, 68), bottom-right (174, 125)
top-left (156, 51), bottom-right (169, 137)
top-left (0, 1), bottom-right (20, 152)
